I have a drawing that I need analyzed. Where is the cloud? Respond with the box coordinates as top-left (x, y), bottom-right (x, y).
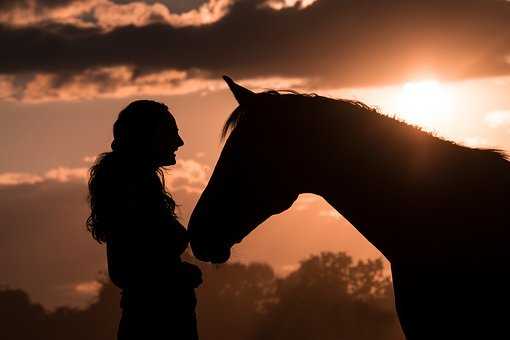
top-left (72, 280), bottom-right (102, 295)
top-left (265, 0), bottom-right (318, 10)
top-left (6, 67), bottom-right (224, 102)
top-left (83, 155), bottom-right (97, 163)
top-left (0, 156), bottom-right (213, 193)
top-left (0, 157), bottom-right (211, 188)
top-left (165, 158), bottom-right (211, 193)
top-left (45, 166), bottom-right (88, 182)
top-left (0, 172), bottom-right (44, 185)
top-left (0, 0), bottom-right (232, 29)
top-left (0, 167), bottom-right (87, 185)
top-left (0, 65), bottom-right (306, 102)
top-left (0, 0), bottom-right (76, 11)
top-left (1, 0), bottom-right (510, 101)
top-left (484, 110), bottom-right (510, 128)
top-left (0, 75), bottom-right (16, 99)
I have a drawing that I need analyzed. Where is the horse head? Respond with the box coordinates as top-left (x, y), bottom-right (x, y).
top-left (188, 76), bottom-right (302, 263)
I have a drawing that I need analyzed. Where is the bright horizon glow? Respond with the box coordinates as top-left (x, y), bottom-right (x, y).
top-left (395, 80), bottom-right (454, 131)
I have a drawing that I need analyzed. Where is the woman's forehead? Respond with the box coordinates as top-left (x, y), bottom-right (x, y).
top-left (158, 107), bottom-right (174, 122)
top-left (167, 112), bottom-right (177, 125)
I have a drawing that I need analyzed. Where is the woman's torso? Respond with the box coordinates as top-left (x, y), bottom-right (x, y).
top-left (98, 158), bottom-right (192, 294)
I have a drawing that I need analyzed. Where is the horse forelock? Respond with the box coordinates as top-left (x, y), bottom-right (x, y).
top-left (221, 90), bottom-right (326, 141)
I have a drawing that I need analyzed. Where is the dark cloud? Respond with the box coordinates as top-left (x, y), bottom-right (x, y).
top-left (0, 0), bottom-right (206, 13)
top-left (1, 0), bottom-right (510, 88)
top-left (111, 0), bottom-right (208, 13)
top-left (0, 0), bottom-right (77, 10)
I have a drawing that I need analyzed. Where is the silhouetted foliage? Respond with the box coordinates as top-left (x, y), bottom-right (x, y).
top-left (0, 252), bottom-right (403, 340)
top-left (255, 253), bottom-right (402, 340)
top-left (0, 288), bottom-right (48, 340)
top-left (196, 261), bottom-right (275, 340)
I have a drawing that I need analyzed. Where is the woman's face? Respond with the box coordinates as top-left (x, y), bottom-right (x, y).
top-left (152, 112), bottom-right (184, 166)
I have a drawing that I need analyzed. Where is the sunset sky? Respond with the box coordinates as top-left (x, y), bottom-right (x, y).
top-left (2, 0), bottom-right (510, 309)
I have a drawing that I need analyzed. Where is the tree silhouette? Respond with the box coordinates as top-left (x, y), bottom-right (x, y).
top-left (196, 261), bottom-right (275, 340)
top-left (255, 252), bottom-right (403, 340)
top-left (0, 287), bottom-right (48, 340)
top-left (0, 252), bottom-right (404, 340)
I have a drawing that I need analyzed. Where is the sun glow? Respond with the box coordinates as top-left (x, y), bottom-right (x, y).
top-left (395, 80), bottom-right (454, 130)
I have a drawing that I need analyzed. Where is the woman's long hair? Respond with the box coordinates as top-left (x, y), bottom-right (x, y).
top-left (86, 100), bottom-right (177, 243)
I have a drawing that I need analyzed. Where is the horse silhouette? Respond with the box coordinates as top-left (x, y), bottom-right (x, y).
top-left (189, 76), bottom-right (510, 339)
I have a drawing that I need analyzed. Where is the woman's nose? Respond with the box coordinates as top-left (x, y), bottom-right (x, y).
top-left (177, 134), bottom-right (184, 147)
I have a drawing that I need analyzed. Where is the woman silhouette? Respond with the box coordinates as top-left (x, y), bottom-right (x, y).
top-left (86, 100), bottom-right (201, 340)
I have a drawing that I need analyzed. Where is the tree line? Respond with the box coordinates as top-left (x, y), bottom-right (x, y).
top-left (1, 251), bottom-right (404, 340)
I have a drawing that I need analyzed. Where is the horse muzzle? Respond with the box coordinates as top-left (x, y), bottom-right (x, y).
top-left (190, 238), bottom-right (232, 264)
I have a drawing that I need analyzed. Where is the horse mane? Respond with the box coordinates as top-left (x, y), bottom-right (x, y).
top-left (221, 90), bottom-right (373, 139)
top-left (221, 90), bottom-right (508, 161)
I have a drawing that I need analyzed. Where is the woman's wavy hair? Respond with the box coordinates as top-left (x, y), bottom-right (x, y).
top-left (86, 100), bottom-right (177, 243)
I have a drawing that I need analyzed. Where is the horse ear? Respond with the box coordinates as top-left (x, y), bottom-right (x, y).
top-left (223, 75), bottom-right (255, 105)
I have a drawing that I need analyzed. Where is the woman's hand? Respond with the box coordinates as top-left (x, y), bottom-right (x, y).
top-left (180, 261), bottom-right (203, 288)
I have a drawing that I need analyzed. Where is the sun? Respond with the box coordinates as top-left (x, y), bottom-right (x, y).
top-left (395, 80), bottom-right (454, 130)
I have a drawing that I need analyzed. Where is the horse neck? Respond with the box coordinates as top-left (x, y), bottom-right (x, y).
top-left (304, 110), bottom-right (437, 224)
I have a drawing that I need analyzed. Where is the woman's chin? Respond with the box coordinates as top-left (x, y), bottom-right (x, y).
top-left (160, 157), bottom-right (176, 166)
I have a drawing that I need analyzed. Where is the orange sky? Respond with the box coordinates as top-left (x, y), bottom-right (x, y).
top-left (1, 0), bottom-right (510, 309)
